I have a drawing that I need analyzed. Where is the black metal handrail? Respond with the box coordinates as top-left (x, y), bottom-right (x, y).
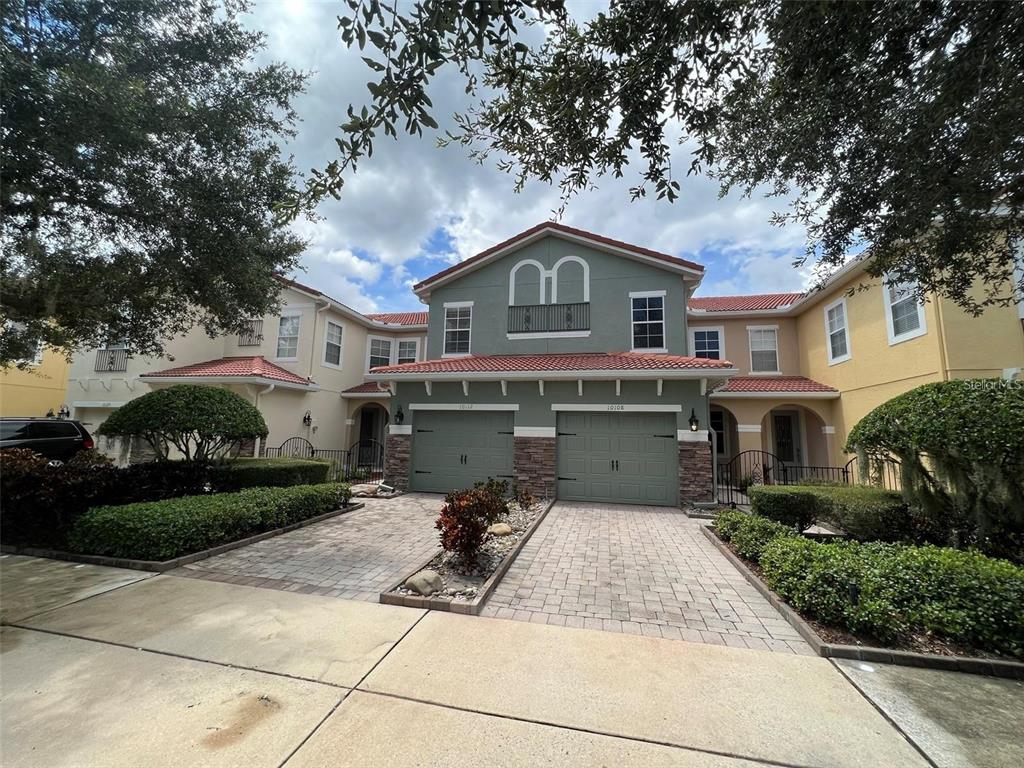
top-left (508, 302), bottom-right (590, 334)
top-left (238, 318), bottom-right (263, 346)
top-left (94, 348), bottom-right (128, 372)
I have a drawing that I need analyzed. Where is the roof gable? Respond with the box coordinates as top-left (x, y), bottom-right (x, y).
top-left (413, 222), bottom-right (704, 296)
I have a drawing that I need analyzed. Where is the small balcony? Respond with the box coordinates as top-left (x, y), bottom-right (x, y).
top-left (94, 348), bottom-right (128, 372)
top-left (238, 318), bottom-right (264, 347)
top-left (508, 302), bottom-right (590, 335)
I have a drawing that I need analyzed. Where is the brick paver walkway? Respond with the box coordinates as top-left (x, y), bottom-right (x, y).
top-left (482, 502), bottom-right (813, 654)
top-left (172, 493), bottom-right (442, 601)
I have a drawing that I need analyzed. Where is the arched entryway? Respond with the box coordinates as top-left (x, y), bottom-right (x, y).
top-left (349, 402), bottom-right (389, 477)
top-left (758, 403), bottom-right (830, 468)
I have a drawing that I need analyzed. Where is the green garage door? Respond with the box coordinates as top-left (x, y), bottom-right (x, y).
top-left (410, 410), bottom-right (514, 494)
top-left (557, 412), bottom-right (678, 506)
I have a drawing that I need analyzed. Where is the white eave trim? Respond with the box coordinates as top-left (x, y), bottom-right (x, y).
top-left (138, 375), bottom-right (319, 391)
top-left (414, 226), bottom-right (704, 297)
top-left (408, 403), bottom-right (519, 411)
top-left (340, 390), bottom-right (392, 399)
top-left (710, 390), bottom-right (839, 400)
top-left (367, 367), bottom-right (739, 382)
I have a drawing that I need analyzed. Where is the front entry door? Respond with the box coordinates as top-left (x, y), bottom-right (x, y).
top-left (772, 411), bottom-right (802, 463)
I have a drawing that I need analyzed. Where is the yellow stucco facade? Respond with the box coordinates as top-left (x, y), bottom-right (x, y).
top-left (0, 349), bottom-right (72, 417)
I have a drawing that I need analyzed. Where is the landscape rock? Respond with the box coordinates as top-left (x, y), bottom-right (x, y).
top-left (349, 483), bottom-right (379, 497)
top-left (404, 569), bottom-right (443, 596)
top-left (487, 522), bottom-right (513, 536)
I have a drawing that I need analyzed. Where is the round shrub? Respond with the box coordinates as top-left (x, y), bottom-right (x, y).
top-left (98, 385), bottom-right (268, 463)
top-left (714, 510), bottom-right (798, 561)
top-left (748, 485), bottom-right (823, 531)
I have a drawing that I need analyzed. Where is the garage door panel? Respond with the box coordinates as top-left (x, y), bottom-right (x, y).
top-left (557, 412), bottom-right (678, 507)
top-left (410, 411), bottom-right (514, 494)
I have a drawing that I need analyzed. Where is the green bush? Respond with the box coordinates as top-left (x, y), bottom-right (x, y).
top-left (68, 483), bottom-right (351, 561)
top-left (714, 509), bottom-right (797, 561)
top-left (846, 379), bottom-right (1024, 562)
top-left (761, 537), bottom-right (1024, 656)
top-left (748, 485), bottom-right (823, 531)
top-left (98, 384), bottom-right (268, 463)
top-left (210, 457), bottom-right (331, 490)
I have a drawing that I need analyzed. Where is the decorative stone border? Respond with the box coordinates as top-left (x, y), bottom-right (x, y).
top-left (701, 525), bottom-right (1024, 680)
top-left (1, 502), bottom-right (365, 573)
top-left (380, 498), bottom-right (556, 615)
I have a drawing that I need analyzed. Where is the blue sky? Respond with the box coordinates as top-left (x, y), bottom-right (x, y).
top-left (249, 1), bottom-right (813, 314)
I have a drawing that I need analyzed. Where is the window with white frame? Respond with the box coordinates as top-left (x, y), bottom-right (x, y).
top-left (690, 327), bottom-right (723, 360)
top-left (748, 327), bottom-right (779, 373)
top-left (824, 298), bottom-right (850, 364)
top-left (444, 304), bottom-right (472, 355)
top-left (883, 279), bottom-right (927, 344)
top-left (630, 292), bottom-right (666, 351)
top-left (323, 321), bottom-right (343, 367)
top-left (397, 339), bottom-right (418, 364)
top-left (276, 313), bottom-right (301, 359)
top-left (709, 409), bottom-right (726, 455)
top-left (368, 338), bottom-right (392, 369)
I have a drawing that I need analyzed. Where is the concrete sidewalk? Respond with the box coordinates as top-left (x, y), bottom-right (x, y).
top-left (1, 559), bottom-right (1019, 768)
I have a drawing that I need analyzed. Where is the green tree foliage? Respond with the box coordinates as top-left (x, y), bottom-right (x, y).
top-left (97, 385), bottom-right (268, 463)
top-left (291, 0), bottom-right (1024, 313)
top-left (1, 0), bottom-right (307, 366)
top-left (846, 380), bottom-right (1024, 561)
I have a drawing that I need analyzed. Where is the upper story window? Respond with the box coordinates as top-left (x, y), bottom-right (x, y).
top-left (824, 298), bottom-right (851, 364)
top-left (397, 339), bottom-right (419, 364)
top-left (95, 340), bottom-right (128, 372)
top-left (748, 326), bottom-right (779, 373)
top-left (276, 312), bottom-right (301, 360)
top-left (883, 279), bottom-right (927, 345)
top-left (238, 318), bottom-right (263, 347)
top-left (444, 302), bottom-right (472, 356)
top-left (690, 326), bottom-right (724, 360)
top-left (630, 291), bottom-right (666, 352)
top-left (323, 321), bottom-right (343, 368)
top-left (368, 337), bottom-right (392, 369)
top-left (5, 321), bottom-right (44, 366)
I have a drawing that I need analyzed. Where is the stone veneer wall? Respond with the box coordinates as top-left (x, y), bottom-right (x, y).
top-left (384, 432), bottom-right (411, 491)
top-left (678, 440), bottom-right (713, 504)
top-left (513, 436), bottom-right (556, 500)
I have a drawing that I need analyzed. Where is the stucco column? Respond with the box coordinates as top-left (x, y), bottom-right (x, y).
top-left (736, 425), bottom-right (763, 454)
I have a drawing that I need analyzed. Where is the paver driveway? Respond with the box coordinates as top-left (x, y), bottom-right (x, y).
top-left (483, 501), bottom-right (813, 654)
top-left (172, 493), bottom-right (442, 601)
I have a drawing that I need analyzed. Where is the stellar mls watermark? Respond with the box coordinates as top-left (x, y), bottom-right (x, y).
top-left (965, 378), bottom-right (1022, 390)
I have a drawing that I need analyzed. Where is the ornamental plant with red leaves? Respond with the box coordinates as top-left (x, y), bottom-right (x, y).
top-left (435, 480), bottom-right (509, 562)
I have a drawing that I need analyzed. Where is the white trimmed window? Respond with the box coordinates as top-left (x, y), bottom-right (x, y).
top-left (368, 337), bottom-right (392, 369)
top-left (630, 291), bottom-right (666, 351)
top-left (323, 321), bottom-right (343, 368)
top-left (824, 298), bottom-right (851, 364)
top-left (883, 278), bottom-right (927, 344)
top-left (689, 326), bottom-right (724, 360)
top-left (444, 303), bottom-right (472, 356)
top-left (276, 313), bottom-right (301, 360)
top-left (748, 326), bottom-right (780, 373)
top-left (397, 339), bottom-right (419, 364)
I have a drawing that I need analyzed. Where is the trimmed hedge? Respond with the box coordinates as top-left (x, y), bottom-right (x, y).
top-left (715, 511), bottom-right (1024, 656)
top-left (749, 484), bottom-right (926, 542)
top-left (210, 457), bottom-right (331, 491)
top-left (761, 537), bottom-right (1024, 657)
top-left (68, 483), bottom-right (352, 561)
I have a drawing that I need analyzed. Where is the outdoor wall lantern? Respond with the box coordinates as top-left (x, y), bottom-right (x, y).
top-left (302, 410), bottom-right (313, 427)
top-left (58, 404), bottom-right (71, 420)
top-left (394, 405), bottom-right (405, 424)
top-left (688, 408), bottom-right (699, 432)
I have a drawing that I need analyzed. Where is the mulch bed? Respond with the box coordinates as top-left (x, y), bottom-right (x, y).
top-left (389, 500), bottom-right (543, 603)
top-left (721, 539), bottom-right (1012, 662)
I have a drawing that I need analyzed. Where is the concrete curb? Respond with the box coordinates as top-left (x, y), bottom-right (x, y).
top-left (701, 525), bottom-right (1024, 680)
top-left (380, 498), bottom-right (556, 615)
top-left (1, 502), bottom-right (365, 573)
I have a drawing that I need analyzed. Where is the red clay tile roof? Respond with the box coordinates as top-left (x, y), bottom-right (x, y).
top-left (689, 292), bottom-right (805, 312)
top-left (414, 222), bottom-right (704, 292)
top-left (141, 356), bottom-right (312, 386)
top-left (367, 352), bottom-right (734, 375)
top-left (714, 376), bottom-right (837, 393)
top-left (365, 311), bottom-right (429, 326)
top-left (341, 382), bottom-right (392, 394)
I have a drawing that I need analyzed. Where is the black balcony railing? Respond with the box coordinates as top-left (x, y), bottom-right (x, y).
top-left (508, 302), bottom-right (590, 334)
top-left (95, 348), bottom-right (128, 372)
top-left (238, 318), bottom-right (264, 347)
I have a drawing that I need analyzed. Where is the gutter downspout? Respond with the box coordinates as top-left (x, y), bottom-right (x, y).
top-left (933, 296), bottom-right (951, 382)
top-left (254, 383), bottom-right (276, 457)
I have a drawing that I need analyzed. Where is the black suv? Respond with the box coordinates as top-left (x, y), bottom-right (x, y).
top-left (0, 418), bottom-right (95, 461)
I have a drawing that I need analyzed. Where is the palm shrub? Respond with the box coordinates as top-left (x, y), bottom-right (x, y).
top-left (98, 384), bottom-right (268, 463)
top-left (846, 379), bottom-right (1024, 561)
